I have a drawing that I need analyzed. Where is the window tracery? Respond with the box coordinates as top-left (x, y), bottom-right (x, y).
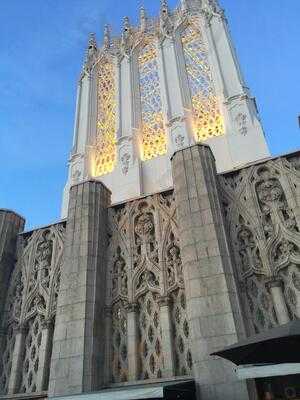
top-left (0, 324), bottom-right (16, 394)
top-left (245, 275), bottom-right (277, 333)
top-left (0, 223), bottom-right (65, 395)
top-left (19, 316), bottom-right (42, 394)
top-left (93, 60), bottom-right (117, 176)
top-left (219, 158), bottom-right (300, 333)
top-left (107, 192), bottom-right (191, 381)
top-left (170, 289), bottom-right (192, 376)
top-left (137, 292), bottom-right (163, 379)
top-left (138, 40), bottom-right (167, 161)
top-left (181, 20), bottom-right (224, 141)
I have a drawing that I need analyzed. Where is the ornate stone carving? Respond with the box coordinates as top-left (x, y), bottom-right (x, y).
top-left (137, 292), bottom-right (163, 379)
top-left (120, 153), bottom-right (131, 175)
top-left (236, 216), bottom-right (263, 277)
top-left (107, 191), bottom-right (191, 380)
top-left (160, 0), bottom-right (174, 38)
top-left (235, 112), bottom-right (247, 136)
top-left (170, 289), bottom-right (193, 375)
top-left (0, 223), bottom-right (65, 395)
top-left (111, 301), bottom-right (128, 383)
top-left (219, 156), bottom-right (300, 331)
top-left (111, 247), bottom-right (128, 299)
top-left (121, 17), bottom-right (132, 56)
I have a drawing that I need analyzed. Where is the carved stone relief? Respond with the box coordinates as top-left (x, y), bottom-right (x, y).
top-left (107, 191), bottom-right (191, 381)
top-left (219, 155), bottom-right (300, 333)
top-left (0, 223), bottom-right (65, 395)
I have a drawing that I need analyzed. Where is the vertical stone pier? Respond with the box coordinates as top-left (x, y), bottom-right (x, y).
top-left (0, 209), bottom-right (25, 326)
top-left (48, 180), bottom-right (111, 396)
top-left (171, 145), bottom-right (251, 400)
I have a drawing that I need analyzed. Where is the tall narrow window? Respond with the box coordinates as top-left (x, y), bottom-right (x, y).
top-left (138, 41), bottom-right (167, 161)
top-left (94, 60), bottom-right (117, 176)
top-left (181, 22), bottom-right (224, 141)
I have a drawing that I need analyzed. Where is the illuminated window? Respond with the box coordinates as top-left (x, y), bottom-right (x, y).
top-left (181, 21), bottom-right (224, 141)
top-left (93, 60), bottom-right (117, 176)
top-left (138, 41), bottom-right (167, 161)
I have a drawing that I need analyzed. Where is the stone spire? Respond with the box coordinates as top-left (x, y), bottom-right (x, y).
top-left (160, 0), bottom-right (169, 17)
top-left (87, 33), bottom-right (97, 56)
top-left (83, 33), bottom-right (97, 71)
top-left (103, 24), bottom-right (110, 50)
top-left (160, 0), bottom-right (173, 37)
top-left (122, 16), bottom-right (131, 54)
top-left (203, 0), bottom-right (222, 14)
top-left (140, 6), bottom-right (147, 32)
top-left (180, 0), bottom-right (189, 13)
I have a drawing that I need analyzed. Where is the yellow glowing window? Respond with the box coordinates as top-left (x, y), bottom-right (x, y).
top-left (93, 60), bottom-right (117, 176)
top-left (181, 21), bottom-right (224, 141)
top-left (138, 41), bottom-right (167, 161)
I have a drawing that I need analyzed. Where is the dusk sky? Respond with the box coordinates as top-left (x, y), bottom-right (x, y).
top-left (0, 0), bottom-right (299, 230)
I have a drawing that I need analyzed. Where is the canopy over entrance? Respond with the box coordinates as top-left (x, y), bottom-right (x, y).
top-left (51, 379), bottom-right (195, 400)
top-left (211, 320), bottom-right (300, 366)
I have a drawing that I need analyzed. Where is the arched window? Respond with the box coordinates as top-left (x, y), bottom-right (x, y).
top-left (138, 41), bottom-right (167, 161)
top-left (181, 21), bottom-right (224, 141)
top-left (94, 60), bottom-right (117, 176)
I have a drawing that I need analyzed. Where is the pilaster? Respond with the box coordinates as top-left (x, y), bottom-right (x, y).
top-left (48, 180), bottom-right (111, 396)
top-left (0, 210), bottom-right (25, 327)
top-left (266, 279), bottom-right (290, 325)
top-left (36, 319), bottom-right (54, 392)
top-left (158, 38), bottom-right (191, 152)
top-left (103, 306), bottom-right (112, 385)
top-left (204, 12), bottom-right (270, 167)
top-left (8, 325), bottom-right (26, 394)
top-left (158, 295), bottom-right (175, 378)
top-left (171, 144), bottom-right (251, 400)
top-left (126, 303), bottom-right (139, 381)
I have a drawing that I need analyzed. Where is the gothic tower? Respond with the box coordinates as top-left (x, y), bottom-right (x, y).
top-left (61, 0), bottom-right (270, 217)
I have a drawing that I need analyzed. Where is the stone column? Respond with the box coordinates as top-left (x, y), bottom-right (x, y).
top-left (103, 306), bottom-right (112, 385)
top-left (8, 325), bottom-right (26, 394)
top-left (36, 320), bottom-right (54, 391)
top-left (126, 303), bottom-right (138, 381)
top-left (267, 279), bottom-right (290, 325)
top-left (158, 296), bottom-right (175, 378)
top-left (48, 180), bottom-right (111, 396)
top-left (171, 144), bottom-right (250, 400)
top-left (0, 210), bottom-right (25, 327)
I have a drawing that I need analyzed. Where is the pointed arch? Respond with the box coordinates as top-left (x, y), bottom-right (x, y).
top-left (180, 17), bottom-right (224, 140)
top-left (137, 37), bottom-right (167, 161)
top-left (93, 55), bottom-right (117, 176)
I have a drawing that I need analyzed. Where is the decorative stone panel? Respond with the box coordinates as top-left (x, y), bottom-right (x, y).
top-left (219, 151), bottom-right (300, 332)
top-left (0, 222), bottom-right (65, 395)
top-left (106, 190), bottom-right (191, 382)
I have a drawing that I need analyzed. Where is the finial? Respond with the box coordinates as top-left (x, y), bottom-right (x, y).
top-left (160, 0), bottom-right (169, 16)
top-left (86, 33), bottom-right (97, 60)
top-left (140, 6), bottom-right (147, 32)
top-left (122, 17), bottom-right (131, 55)
top-left (103, 24), bottom-right (110, 49)
top-left (123, 16), bottom-right (130, 34)
top-left (181, 0), bottom-right (188, 13)
top-left (206, 0), bottom-right (222, 13)
top-left (160, 0), bottom-right (173, 37)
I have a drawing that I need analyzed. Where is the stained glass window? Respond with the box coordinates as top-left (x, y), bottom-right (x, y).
top-left (181, 21), bottom-right (224, 141)
top-left (138, 41), bottom-right (167, 161)
top-left (93, 60), bottom-right (117, 176)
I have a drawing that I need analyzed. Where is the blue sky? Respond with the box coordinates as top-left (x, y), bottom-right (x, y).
top-left (0, 0), bottom-right (299, 230)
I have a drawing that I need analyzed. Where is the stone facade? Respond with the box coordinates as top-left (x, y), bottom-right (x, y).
top-left (1, 148), bottom-right (300, 400)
